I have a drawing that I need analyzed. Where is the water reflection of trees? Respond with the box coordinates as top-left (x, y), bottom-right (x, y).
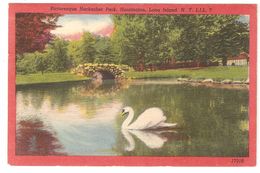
top-left (16, 81), bottom-right (128, 155)
top-left (16, 118), bottom-right (66, 155)
top-left (17, 80), bottom-right (129, 111)
top-left (79, 79), bottom-right (130, 97)
top-left (116, 84), bottom-right (248, 156)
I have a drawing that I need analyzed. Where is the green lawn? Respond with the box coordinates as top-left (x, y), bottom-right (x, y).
top-left (16, 66), bottom-right (248, 85)
top-left (126, 66), bottom-right (248, 81)
top-left (16, 72), bottom-right (89, 85)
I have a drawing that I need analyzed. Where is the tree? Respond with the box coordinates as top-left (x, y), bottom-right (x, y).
top-left (79, 32), bottom-right (97, 63)
top-left (94, 37), bottom-right (116, 63)
top-left (142, 15), bottom-right (179, 65)
top-left (15, 13), bottom-right (62, 55)
top-left (173, 15), bottom-right (223, 63)
top-left (68, 32), bottom-right (101, 65)
top-left (173, 15), bottom-right (248, 66)
top-left (16, 38), bottom-right (72, 74)
top-left (16, 53), bottom-right (38, 74)
top-left (45, 38), bottom-right (71, 72)
top-left (211, 20), bottom-right (249, 66)
top-left (67, 40), bottom-right (82, 66)
top-left (111, 15), bottom-right (178, 67)
top-left (35, 52), bottom-right (48, 75)
top-left (16, 51), bottom-right (49, 74)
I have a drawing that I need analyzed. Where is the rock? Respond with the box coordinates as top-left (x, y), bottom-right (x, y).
top-left (221, 79), bottom-right (232, 84)
top-left (177, 78), bottom-right (189, 82)
top-left (202, 79), bottom-right (214, 83)
top-left (232, 80), bottom-right (243, 84)
top-left (213, 80), bottom-right (221, 84)
top-left (189, 79), bottom-right (198, 83)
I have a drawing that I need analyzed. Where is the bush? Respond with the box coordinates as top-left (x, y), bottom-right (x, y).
top-left (16, 53), bottom-right (37, 74)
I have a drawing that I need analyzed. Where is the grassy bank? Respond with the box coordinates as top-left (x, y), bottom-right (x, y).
top-left (16, 72), bottom-right (89, 85)
top-left (126, 66), bottom-right (248, 81)
top-left (16, 66), bottom-right (248, 85)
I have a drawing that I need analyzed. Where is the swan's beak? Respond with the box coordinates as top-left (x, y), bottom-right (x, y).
top-left (120, 110), bottom-right (125, 116)
top-left (120, 110), bottom-right (128, 116)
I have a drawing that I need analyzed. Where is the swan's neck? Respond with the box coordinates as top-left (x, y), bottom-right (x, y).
top-left (122, 109), bottom-right (134, 129)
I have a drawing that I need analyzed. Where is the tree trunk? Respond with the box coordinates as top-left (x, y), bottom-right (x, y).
top-left (222, 57), bottom-right (227, 66)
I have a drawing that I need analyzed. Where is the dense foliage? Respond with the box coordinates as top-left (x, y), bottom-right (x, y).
top-left (112, 15), bottom-right (179, 66)
top-left (16, 13), bottom-right (62, 55)
top-left (112, 15), bottom-right (249, 66)
top-left (16, 14), bottom-right (249, 74)
top-left (17, 38), bottom-right (71, 74)
top-left (17, 34), bottom-right (119, 74)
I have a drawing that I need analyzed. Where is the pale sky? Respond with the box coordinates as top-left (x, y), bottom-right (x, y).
top-left (51, 14), bottom-right (114, 39)
top-left (238, 15), bottom-right (249, 23)
top-left (52, 14), bottom-right (249, 40)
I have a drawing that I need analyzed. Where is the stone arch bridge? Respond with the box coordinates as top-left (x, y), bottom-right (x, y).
top-left (72, 63), bottom-right (127, 79)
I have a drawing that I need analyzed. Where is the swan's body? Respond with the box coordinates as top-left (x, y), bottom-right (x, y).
top-left (121, 107), bottom-right (177, 130)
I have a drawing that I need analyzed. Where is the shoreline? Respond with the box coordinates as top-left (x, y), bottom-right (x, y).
top-left (16, 66), bottom-right (249, 86)
top-left (16, 72), bottom-right (90, 86)
top-left (176, 77), bottom-right (249, 85)
top-left (16, 76), bottom-right (249, 87)
top-left (16, 79), bottom-right (90, 87)
top-left (130, 78), bottom-right (248, 90)
top-left (176, 78), bottom-right (249, 90)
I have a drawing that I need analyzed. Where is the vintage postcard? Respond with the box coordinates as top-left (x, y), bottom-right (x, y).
top-left (8, 3), bottom-right (256, 166)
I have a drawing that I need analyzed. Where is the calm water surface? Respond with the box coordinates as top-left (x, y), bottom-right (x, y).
top-left (16, 79), bottom-right (249, 156)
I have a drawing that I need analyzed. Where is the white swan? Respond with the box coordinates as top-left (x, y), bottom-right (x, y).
top-left (120, 107), bottom-right (177, 130)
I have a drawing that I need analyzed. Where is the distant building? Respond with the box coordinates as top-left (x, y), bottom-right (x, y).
top-left (227, 52), bottom-right (249, 66)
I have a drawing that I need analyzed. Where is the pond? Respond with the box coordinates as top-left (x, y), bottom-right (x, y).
top-left (16, 79), bottom-right (249, 157)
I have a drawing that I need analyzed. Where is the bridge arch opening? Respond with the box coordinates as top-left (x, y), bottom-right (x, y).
top-left (94, 70), bottom-right (115, 80)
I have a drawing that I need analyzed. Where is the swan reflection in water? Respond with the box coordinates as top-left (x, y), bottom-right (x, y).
top-left (120, 106), bottom-right (179, 151)
top-left (121, 129), bottom-right (178, 151)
